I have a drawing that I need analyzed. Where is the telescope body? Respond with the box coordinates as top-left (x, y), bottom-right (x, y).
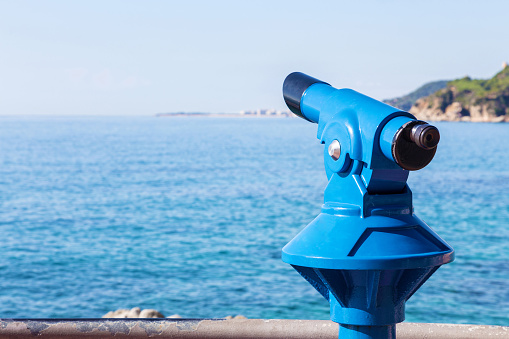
top-left (281, 72), bottom-right (454, 339)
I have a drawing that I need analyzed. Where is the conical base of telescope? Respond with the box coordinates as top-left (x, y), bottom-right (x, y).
top-left (282, 209), bottom-right (454, 327)
top-left (292, 264), bottom-right (439, 325)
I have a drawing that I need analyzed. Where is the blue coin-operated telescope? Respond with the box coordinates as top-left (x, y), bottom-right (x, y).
top-left (281, 72), bottom-right (454, 339)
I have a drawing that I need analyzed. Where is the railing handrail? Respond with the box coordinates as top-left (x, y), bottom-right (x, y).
top-left (0, 318), bottom-right (507, 339)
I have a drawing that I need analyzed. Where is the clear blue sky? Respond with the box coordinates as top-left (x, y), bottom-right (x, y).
top-left (1, 1), bottom-right (508, 115)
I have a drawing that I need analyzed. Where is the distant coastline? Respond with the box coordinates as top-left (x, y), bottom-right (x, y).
top-left (156, 109), bottom-right (295, 118)
top-left (159, 65), bottom-right (509, 123)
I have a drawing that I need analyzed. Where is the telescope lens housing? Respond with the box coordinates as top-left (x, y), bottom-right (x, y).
top-left (392, 120), bottom-right (440, 171)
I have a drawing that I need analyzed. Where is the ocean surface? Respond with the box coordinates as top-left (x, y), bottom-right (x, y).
top-left (0, 116), bottom-right (507, 326)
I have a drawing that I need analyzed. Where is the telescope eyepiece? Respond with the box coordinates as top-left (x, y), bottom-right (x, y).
top-left (283, 72), bottom-right (329, 121)
top-left (410, 123), bottom-right (440, 150)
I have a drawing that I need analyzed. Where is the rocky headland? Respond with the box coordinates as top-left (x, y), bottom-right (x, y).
top-left (405, 66), bottom-right (509, 122)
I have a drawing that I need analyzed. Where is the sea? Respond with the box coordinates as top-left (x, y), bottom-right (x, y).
top-left (0, 116), bottom-right (507, 326)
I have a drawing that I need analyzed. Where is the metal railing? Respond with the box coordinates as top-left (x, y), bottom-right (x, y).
top-left (0, 318), bottom-right (507, 338)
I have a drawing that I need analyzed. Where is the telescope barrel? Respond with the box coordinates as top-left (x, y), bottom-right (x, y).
top-left (283, 72), bottom-right (440, 171)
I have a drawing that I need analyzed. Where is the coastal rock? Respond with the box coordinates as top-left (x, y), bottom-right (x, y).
top-left (103, 309), bottom-right (245, 319)
top-left (410, 97), bottom-right (509, 122)
top-left (224, 315), bottom-right (247, 320)
top-left (139, 309), bottom-right (165, 318)
top-left (127, 307), bottom-right (141, 318)
top-left (167, 314), bottom-right (182, 319)
top-left (102, 309), bottom-right (130, 318)
top-left (103, 308), bottom-right (165, 318)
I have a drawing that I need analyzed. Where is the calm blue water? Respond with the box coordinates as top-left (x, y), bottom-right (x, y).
top-left (0, 117), bottom-right (507, 326)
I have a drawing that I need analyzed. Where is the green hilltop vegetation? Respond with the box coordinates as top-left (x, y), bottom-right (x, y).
top-left (446, 66), bottom-right (509, 106)
top-left (388, 66), bottom-right (509, 122)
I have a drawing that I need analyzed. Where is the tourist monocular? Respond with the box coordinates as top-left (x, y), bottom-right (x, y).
top-left (281, 72), bottom-right (454, 339)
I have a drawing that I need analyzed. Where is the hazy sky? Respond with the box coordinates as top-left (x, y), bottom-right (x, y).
top-left (1, 1), bottom-right (508, 115)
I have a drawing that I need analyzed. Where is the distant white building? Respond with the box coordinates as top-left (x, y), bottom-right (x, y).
top-left (239, 108), bottom-right (293, 117)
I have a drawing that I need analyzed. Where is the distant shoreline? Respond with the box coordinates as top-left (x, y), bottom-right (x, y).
top-left (156, 111), bottom-right (295, 118)
top-left (155, 112), bottom-right (508, 122)
top-left (155, 111), bottom-right (508, 122)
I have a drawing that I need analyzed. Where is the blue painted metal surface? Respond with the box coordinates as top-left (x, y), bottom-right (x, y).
top-left (281, 73), bottom-right (454, 339)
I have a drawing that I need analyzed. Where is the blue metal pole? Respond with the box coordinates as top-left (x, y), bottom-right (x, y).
top-left (339, 325), bottom-right (395, 339)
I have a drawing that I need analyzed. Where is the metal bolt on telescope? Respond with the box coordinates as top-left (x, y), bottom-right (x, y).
top-left (281, 72), bottom-right (454, 339)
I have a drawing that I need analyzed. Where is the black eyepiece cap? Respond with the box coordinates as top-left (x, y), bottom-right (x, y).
top-left (283, 72), bottom-right (329, 121)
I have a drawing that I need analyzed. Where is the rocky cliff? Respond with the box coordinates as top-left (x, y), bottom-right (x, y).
top-left (409, 66), bottom-right (509, 122)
